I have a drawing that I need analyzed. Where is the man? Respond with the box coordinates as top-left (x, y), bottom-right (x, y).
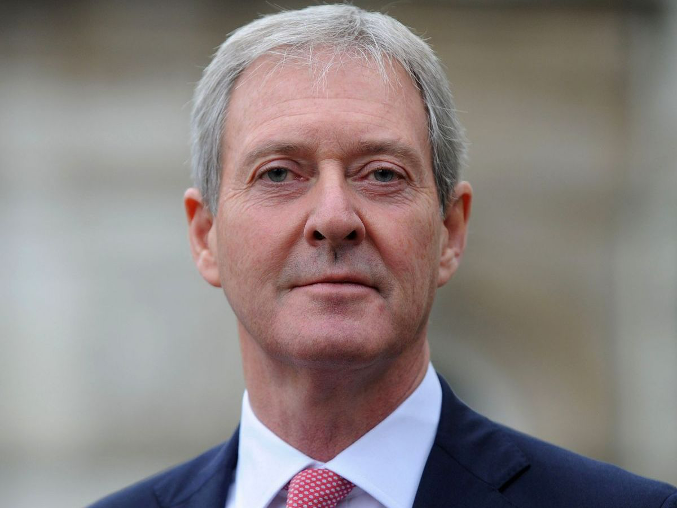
top-left (92, 5), bottom-right (676, 508)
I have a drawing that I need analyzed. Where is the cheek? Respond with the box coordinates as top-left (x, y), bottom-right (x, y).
top-left (376, 208), bottom-right (441, 294)
top-left (217, 203), bottom-right (298, 288)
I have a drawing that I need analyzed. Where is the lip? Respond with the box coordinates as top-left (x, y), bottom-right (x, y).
top-left (293, 274), bottom-right (377, 292)
top-left (295, 282), bottom-right (377, 299)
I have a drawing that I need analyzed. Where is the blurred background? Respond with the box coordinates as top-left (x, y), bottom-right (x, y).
top-left (1, 0), bottom-right (676, 506)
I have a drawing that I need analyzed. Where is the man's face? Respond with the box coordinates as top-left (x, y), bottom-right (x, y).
top-left (189, 54), bottom-right (469, 369)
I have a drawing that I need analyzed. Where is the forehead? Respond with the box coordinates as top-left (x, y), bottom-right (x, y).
top-left (232, 49), bottom-right (416, 104)
top-left (222, 51), bottom-right (431, 166)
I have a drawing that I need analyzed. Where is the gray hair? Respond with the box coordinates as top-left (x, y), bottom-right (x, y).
top-left (191, 4), bottom-right (466, 215)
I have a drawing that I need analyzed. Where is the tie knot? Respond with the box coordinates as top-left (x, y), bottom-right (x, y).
top-left (286, 468), bottom-right (355, 508)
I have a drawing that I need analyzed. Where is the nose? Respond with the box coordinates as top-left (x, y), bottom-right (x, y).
top-left (303, 174), bottom-right (365, 249)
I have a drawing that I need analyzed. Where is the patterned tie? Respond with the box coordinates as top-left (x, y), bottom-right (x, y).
top-left (285, 468), bottom-right (355, 508)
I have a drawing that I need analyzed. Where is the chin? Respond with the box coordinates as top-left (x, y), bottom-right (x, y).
top-left (264, 319), bottom-right (420, 370)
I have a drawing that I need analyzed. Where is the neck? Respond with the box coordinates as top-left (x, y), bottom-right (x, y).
top-left (240, 326), bottom-right (430, 462)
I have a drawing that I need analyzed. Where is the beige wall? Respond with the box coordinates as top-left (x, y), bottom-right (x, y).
top-left (1, 2), bottom-right (675, 506)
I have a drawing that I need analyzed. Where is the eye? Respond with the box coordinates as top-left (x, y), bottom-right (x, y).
top-left (262, 167), bottom-right (289, 182)
top-left (371, 168), bottom-right (396, 182)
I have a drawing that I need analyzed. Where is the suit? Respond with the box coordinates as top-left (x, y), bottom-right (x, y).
top-left (91, 375), bottom-right (677, 508)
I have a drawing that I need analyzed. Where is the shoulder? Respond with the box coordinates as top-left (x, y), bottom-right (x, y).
top-left (88, 435), bottom-right (238, 508)
top-left (89, 472), bottom-right (163, 508)
top-left (432, 374), bottom-right (676, 508)
top-left (498, 424), bottom-right (677, 508)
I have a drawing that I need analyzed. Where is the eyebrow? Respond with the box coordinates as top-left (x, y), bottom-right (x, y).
top-left (241, 142), bottom-right (312, 170)
top-left (240, 138), bottom-right (425, 171)
top-left (351, 139), bottom-right (424, 169)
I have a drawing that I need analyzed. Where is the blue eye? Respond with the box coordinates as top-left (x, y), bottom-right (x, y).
top-left (264, 168), bottom-right (288, 182)
top-left (373, 169), bottom-right (395, 182)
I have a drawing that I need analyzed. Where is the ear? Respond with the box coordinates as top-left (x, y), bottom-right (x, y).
top-left (184, 188), bottom-right (221, 287)
top-left (438, 181), bottom-right (472, 287)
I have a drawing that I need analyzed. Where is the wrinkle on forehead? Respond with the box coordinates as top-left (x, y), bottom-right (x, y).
top-left (234, 45), bottom-right (409, 100)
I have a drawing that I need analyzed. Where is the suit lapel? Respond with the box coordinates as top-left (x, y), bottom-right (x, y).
top-left (413, 376), bottom-right (529, 508)
top-left (413, 445), bottom-right (520, 508)
top-left (153, 427), bottom-right (239, 508)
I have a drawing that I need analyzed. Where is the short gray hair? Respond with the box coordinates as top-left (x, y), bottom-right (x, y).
top-left (191, 4), bottom-right (466, 215)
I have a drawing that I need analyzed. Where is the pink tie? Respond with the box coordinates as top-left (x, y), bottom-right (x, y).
top-left (285, 468), bottom-right (355, 508)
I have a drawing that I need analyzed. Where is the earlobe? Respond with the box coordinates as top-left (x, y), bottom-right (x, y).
top-left (184, 188), bottom-right (222, 288)
top-left (438, 181), bottom-right (472, 287)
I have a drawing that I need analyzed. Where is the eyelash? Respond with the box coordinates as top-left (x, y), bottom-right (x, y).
top-left (368, 167), bottom-right (402, 182)
top-left (261, 167), bottom-right (291, 182)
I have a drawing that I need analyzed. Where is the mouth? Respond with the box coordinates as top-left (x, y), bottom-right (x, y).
top-left (293, 275), bottom-right (377, 292)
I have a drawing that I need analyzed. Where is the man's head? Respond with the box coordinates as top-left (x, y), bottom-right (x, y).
top-left (190, 4), bottom-right (466, 217)
top-left (185, 4), bottom-right (471, 373)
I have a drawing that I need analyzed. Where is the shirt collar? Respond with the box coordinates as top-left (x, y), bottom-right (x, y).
top-left (232, 363), bottom-right (442, 508)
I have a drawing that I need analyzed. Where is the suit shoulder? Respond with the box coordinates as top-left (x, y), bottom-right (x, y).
top-left (500, 426), bottom-right (677, 508)
top-left (88, 441), bottom-right (231, 508)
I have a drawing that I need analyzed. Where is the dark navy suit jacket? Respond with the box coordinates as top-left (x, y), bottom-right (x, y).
top-left (91, 376), bottom-right (677, 507)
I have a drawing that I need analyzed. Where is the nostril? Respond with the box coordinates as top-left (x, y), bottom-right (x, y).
top-left (313, 230), bottom-right (325, 241)
top-left (346, 230), bottom-right (357, 240)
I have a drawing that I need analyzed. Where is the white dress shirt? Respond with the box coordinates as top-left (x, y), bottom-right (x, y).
top-left (225, 363), bottom-right (442, 508)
